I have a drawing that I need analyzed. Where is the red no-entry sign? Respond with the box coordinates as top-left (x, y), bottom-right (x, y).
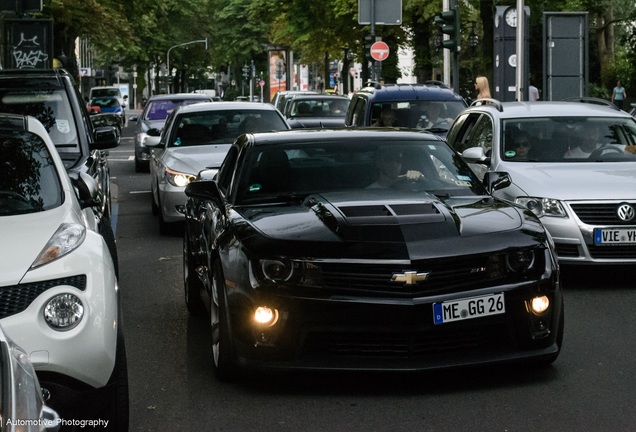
top-left (370, 41), bottom-right (390, 61)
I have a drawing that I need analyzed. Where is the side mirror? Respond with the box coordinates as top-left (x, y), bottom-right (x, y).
top-left (483, 171), bottom-right (511, 194)
top-left (185, 179), bottom-right (226, 216)
top-left (461, 146), bottom-right (490, 165)
top-left (70, 172), bottom-right (101, 209)
top-left (129, 115), bottom-right (139, 122)
top-left (147, 127), bottom-right (161, 137)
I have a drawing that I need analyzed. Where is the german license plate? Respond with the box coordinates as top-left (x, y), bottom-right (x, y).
top-left (594, 228), bottom-right (636, 245)
top-left (433, 293), bottom-right (505, 325)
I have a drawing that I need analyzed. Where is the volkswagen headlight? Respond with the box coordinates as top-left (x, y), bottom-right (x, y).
top-left (515, 197), bottom-right (567, 218)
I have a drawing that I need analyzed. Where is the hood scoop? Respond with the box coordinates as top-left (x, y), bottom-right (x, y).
top-left (337, 203), bottom-right (445, 225)
top-left (305, 194), bottom-right (447, 234)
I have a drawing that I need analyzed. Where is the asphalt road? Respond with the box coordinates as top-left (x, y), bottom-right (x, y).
top-left (110, 116), bottom-right (636, 432)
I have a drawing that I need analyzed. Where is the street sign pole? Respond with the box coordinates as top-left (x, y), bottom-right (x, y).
top-left (370, 0), bottom-right (377, 82)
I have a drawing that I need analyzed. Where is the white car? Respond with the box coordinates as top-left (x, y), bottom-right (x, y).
top-left (147, 101), bottom-right (290, 233)
top-left (447, 98), bottom-right (636, 265)
top-left (0, 114), bottom-right (128, 429)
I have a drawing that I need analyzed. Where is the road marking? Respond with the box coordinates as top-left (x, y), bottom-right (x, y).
top-left (130, 190), bottom-right (151, 194)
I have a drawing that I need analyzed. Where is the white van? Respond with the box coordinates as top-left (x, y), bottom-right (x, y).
top-left (90, 86), bottom-right (126, 108)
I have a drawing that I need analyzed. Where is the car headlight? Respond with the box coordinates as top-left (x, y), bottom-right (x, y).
top-left (43, 293), bottom-right (84, 331)
top-left (165, 168), bottom-right (196, 187)
top-left (31, 223), bottom-right (86, 269)
top-left (515, 197), bottom-right (567, 218)
top-left (260, 259), bottom-right (295, 282)
top-left (506, 249), bottom-right (536, 273)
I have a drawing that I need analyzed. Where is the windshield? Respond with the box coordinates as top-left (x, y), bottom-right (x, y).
top-left (0, 89), bottom-right (78, 149)
top-left (502, 117), bottom-right (636, 162)
top-left (145, 99), bottom-right (207, 121)
top-left (371, 100), bottom-right (466, 131)
top-left (288, 98), bottom-right (350, 118)
top-left (91, 88), bottom-right (120, 98)
top-left (235, 139), bottom-right (485, 205)
top-left (169, 110), bottom-right (288, 147)
top-left (0, 131), bottom-right (63, 216)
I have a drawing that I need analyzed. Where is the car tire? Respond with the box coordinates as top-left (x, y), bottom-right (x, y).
top-left (151, 187), bottom-right (159, 216)
top-left (183, 226), bottom-right (205, 315)
top-left (211, 260), bottom-right (238, 381)
top-left (134, 158), bottom-right (143, 173)
top-left (99, 217), bottom-right (119, 279)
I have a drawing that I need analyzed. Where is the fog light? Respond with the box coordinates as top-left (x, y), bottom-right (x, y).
top-left (43, 293), bottom-right (84, 330)
top-left (530, 295), bottom-right (550, 315)
top-left (254, 306), bottom-right (279, 327)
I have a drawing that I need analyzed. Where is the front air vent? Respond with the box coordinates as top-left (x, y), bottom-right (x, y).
top-left (339, 205), bottom-right (391, 217)
top-left (389, 203), bottom-right (439, 216)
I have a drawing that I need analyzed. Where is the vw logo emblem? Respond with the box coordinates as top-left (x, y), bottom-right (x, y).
top-left (617, 204), bottom-right (635, 222)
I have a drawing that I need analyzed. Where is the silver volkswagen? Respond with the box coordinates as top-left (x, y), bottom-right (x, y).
top-left (447, 98), bottom-right (636, 265)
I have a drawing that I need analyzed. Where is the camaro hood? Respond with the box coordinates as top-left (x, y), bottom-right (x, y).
top-left (0, 205), bottom-right (80, 285)
top-left (235, 190), bottom-right (533, 259)
top-left (163, 144), bottom-right (232, 175)
top-left (501, 162), bottom-right (636, 200)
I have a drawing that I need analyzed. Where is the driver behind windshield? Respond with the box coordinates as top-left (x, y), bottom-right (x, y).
top-left (367, 148), bottom-right (424, 188)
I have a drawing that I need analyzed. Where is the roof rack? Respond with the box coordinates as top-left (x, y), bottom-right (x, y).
top-left (363, 80), bottom-right (382, 89)
top-left (561, 97), bottom-right (619, 110)
top-left (470, 98), bottom-right (503, 111)
top-left (424, 80), bottom-right (449, 89)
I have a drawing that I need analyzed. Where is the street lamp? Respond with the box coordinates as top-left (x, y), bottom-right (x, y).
top-left (166, 38), bottom-right (208, 93)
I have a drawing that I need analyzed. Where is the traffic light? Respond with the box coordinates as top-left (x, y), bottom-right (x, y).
top-left (434, 8), bottom-right (460, 51)
top-left (364, 34), bottom-right (375, 61)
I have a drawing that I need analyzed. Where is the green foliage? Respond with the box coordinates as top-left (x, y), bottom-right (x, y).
top-left (31, 0), bottom-right (635, 101)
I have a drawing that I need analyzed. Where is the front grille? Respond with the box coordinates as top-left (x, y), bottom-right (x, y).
top-left (570, 203), bottom-right (636, 225)
top-left (315, 255), bottom-right (510, 297)
top-left (0, 275), bottom-right (86, 319)
top-left (554, 243), bottom-right (580, 258)
top-left (588, 245), bottom-right (636, 259)
top-left (301, 322), bottom-right (517, 360)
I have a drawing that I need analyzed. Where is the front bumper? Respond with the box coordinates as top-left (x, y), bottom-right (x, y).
top-left (543, 200), bottom-right (636, 264)
top-left (226, 270), bottom-right (562, 372)
top-left (0, 232), bottom-right (119, 388)
top-left (158, 182), bottom-right (188, 223)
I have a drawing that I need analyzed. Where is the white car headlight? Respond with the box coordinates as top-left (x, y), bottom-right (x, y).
top-left (31, 223), bottom-right (86, 269)
top-left (515, 197), bottom-right (567, 218)
top-left (165, 168), bottom-right (196, 187)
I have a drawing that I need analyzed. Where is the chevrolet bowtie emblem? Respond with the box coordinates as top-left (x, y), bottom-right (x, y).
top-left (391, 271), bottom-right (430, 285)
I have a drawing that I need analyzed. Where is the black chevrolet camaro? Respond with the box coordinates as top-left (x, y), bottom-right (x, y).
top-left (183, 128), bottom-right (563, 380)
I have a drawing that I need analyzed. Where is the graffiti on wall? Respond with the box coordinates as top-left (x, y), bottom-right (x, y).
top-left (3, 19), bottom-right (53, 70)
top-left (12, 33), bottom-right (48, 68)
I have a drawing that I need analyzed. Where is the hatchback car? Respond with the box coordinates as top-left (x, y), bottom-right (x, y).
top-left (0, 113), bottom-right (128, 429)
top-left (129, 93), bottom-right (211, 172)
top-left (147, 101), bottom-right (290, 233)
top-left (283, 94), bottom-right (350, 129)
top-left (183, 128), bottom-right (563, 380)
top-left (345, 82), bottom-right (467, 136)
top-left (447, 98), bottom-right (636, 265)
